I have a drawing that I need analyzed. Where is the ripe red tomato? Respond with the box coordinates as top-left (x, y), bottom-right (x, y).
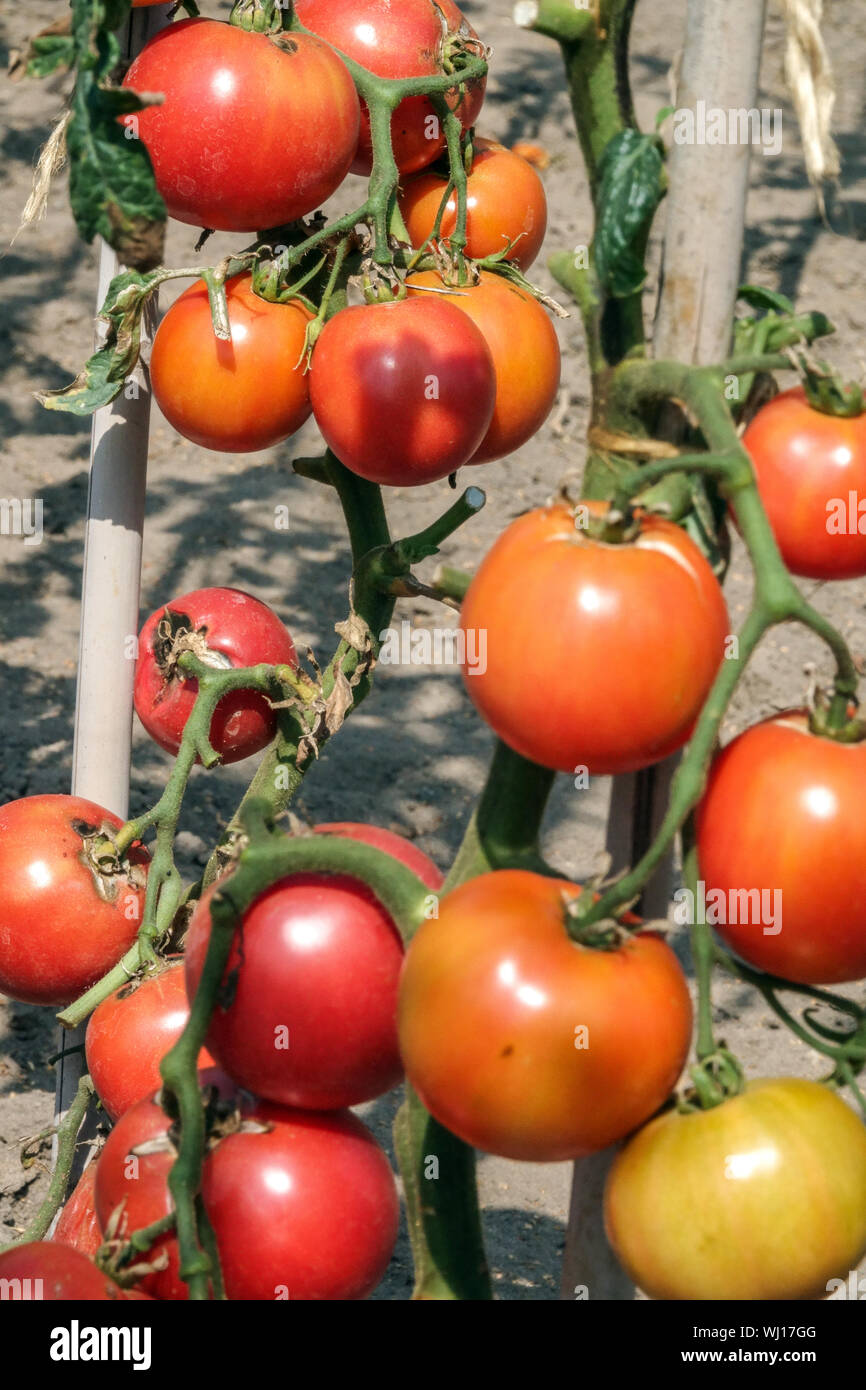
top-left (398, 870), bottom-right (693, 1161)
top-left (201, 1100), bottom-right (399, 1300)
top-left (133, 586), bottom-right (297, 764)
top-left (458, 504), bottom-right (729, 776)
top-left (309, 297), bottom-right (496, 485)
top-left (150, 275), bottom-right (313, 454)
top-left (122, 18), bottom-right (359, 231)
top-left (295, 0), bottom-right (485, 176)
top-left (314, 822), bottom-right (443, 889)
top-left (96, 1094), bottom-right (399, 1300)
top-left (696, 711), bottom-right (866, 984)
top-left (0, 796), bottom-right (148, 1007)
top-left (605, 1078), bottom-right (866, 1300)
top-left (184, 868), bottom-right (406, 1108)
top-left (399, 138), bottom-right (548, 270)
top-left (94, 1094), bottom-right (185, 1300)
top-left (52, 1164), bottom-right (102, 1259)
top-left (405, 270), bottom-right (560, 462)
top-left (86, 961), bottom-right (215, 1121)
top-left (742, 388), bottom-right (866, 580)
top-left (0, 1241), bottom-right (147, 1300)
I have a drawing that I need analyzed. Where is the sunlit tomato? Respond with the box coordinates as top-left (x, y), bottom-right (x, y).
top-left (605, 1078), bottom-right (866, 1300)
top-left (133, 586), bottom-right (297, 764)
top-left (0, 796), bottom-right (148, 1007)
top-left (94, 1095), bottom-right (185, 1300)
top-left (184, 868), bottom-right (406, 1108)
top-left (398, 870), bottom-right (692, 1161)
top-left (86, 962), bottom-right (215, 1121)
top-left (96, 1094), bottom-right (399, 1301)
top-left (309, 297), bottom-right (496, 485)
top-left (52, 1164), bottom-right (102, 1259)
top-left (201, 1101), bottom-right (399, 1300)
top-left (314, 822), bottom-right (443, 890)
top-left (399, 138), bottom-right (548, 270)
top-left (122, 18), bottom-right (359, 231)
top-left (696, 711), bottom-right (866, 984)
top-left (150, 275), bottom-right (313, 453)
top-left (0, 1242), bottom-right (147, 1300)
top-left (742, 388), bottom-right (866, 580)
top-left (295, 0), bottom-right (485, 176)
top-left (405, 270), bottom-right (560, 461)
top-left (458, 504), bottom-right (729, 775)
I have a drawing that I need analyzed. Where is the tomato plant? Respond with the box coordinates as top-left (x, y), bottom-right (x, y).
top-left (150, 275), bottom-right (313, 454)
top-left (122, 18), bottom-right (360, 231)
top-left (309, 297), bottom-right (497, 485)
top-left (0, 795), bottom-right (148, 1007)
top-left (0, 1241), bottom-right (147, 1300)
top-left (134, 586), bottom-right (297, 763)
top-left (405, 270), bottom-right (561, 462)
top-left (314, 822), bottom-right (443, 889)
top-left (86, 961), bottom-right (215, 1120)
top-left (399, 138), bottom-right (548, 270)
top-left (696, 710), bottom-right (866, 984)
top-left (742, 387), bottom-right (866, 580)
top-left (294, 0), bottom-right (485, 175)
top-left (605, 1078), bottom-right (866, 1300)
top-left (184, 870), bottom-right (406, 1109)
top-left (458, 503), bottom-right (729, 775)
top-left (398, 870), bottom-right (692, 1161)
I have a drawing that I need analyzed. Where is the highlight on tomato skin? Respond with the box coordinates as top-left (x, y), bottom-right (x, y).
top-left (604, 1078), bottom-right (866, 1301)
top-left (695, 709), bottom-right (866, 985)
top-left (457, 502), bottom-right (729, 776)
top-left (397, 869), bottom-right (693, 1162)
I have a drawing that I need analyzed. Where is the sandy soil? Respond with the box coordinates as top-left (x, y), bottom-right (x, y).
top-left (1, 0), bottom-right (865, 1299)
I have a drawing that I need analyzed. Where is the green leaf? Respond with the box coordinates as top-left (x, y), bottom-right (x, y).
top-left (64, 0), bottom-right (166, 269)
top-left (737, 284), bottom-right (795, 316)
top-left (594, 129), bottom-right (666, 300)
top-left (26, 34), bottom-right (76, 78)
top-left (38, 268), bottom-right (163, 415)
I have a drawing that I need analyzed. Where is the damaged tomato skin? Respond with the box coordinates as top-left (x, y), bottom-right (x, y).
top-left (133, 586), bottom-right (298, 764)
top-left (0, 795), bottom-right (149, 1007)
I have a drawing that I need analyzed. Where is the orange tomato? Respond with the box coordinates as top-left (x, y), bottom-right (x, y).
top-left (150, 274), bottom-right (313, 453)
top-left (406, 269), bottom-right (560, 461)
top-left (398, 138), bottom-right (548, 270)
top-left (398, 870), bottom-right (692, 1161)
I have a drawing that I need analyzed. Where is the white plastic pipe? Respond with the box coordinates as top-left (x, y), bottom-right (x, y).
top-left (560, 0), bottom-right (770, 1300)
top-left (54, 2), bottom-right (170, 1169)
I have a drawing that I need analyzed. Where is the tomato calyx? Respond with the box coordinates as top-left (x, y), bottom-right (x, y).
top-left (798, 358), bottom-right (865, 420)
top-left (678, 1048), bottom-right (745, 1114)
top-left (73, 819), bottom-right (148, 905)
top-left (151, 608), bottom-right (232, 701)
top-left (806, 680), bottom-right (866, 745)
top-left (229, 0), bottom-right (293, 35)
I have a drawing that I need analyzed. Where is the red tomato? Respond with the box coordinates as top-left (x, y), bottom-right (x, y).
top-left (405, 270), bottom-right (560, 462)
top-left (309, 297), bottom-right (496, 485)
top-left (52, 1164), bottom-right (102, 1259)
top-left (314, 822), bottom-right (443, 890)
top-left (150, 275), bottom-right (313, 454)
top-left (0, 1242), bottom-right (147, 1300)
top-left (295, 0), bottom-right (485, 176)
top-left (86, 961), bottom-right (215, 1121)
top-left (696, 711), bottom-right (866, 984)
top-left (458, 504), bottom-right (729, 776)
top-left (201, 1100), bottom-right (399, 1300)
top-left (742, 388), bottom-right (866, 580)
top-left (398, 870), bottom-right (693, 1161)
top-left (0, 796), bottom-right (148, 1007)
top-left (605, 1078), bottom-right (866, 1300)
top-left (399, 138), bottom-right (548, 270)
top-left (184, 870), bottom-right (405, 1108)
top-left (122, 18), bottom-right (359, 231)
top-left (133, 586), bottom-right (297, 764)
top-left (94, 1095), bottom-right (185, 1300)
top-left (96, 1095), bottom-right (399, 1300)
